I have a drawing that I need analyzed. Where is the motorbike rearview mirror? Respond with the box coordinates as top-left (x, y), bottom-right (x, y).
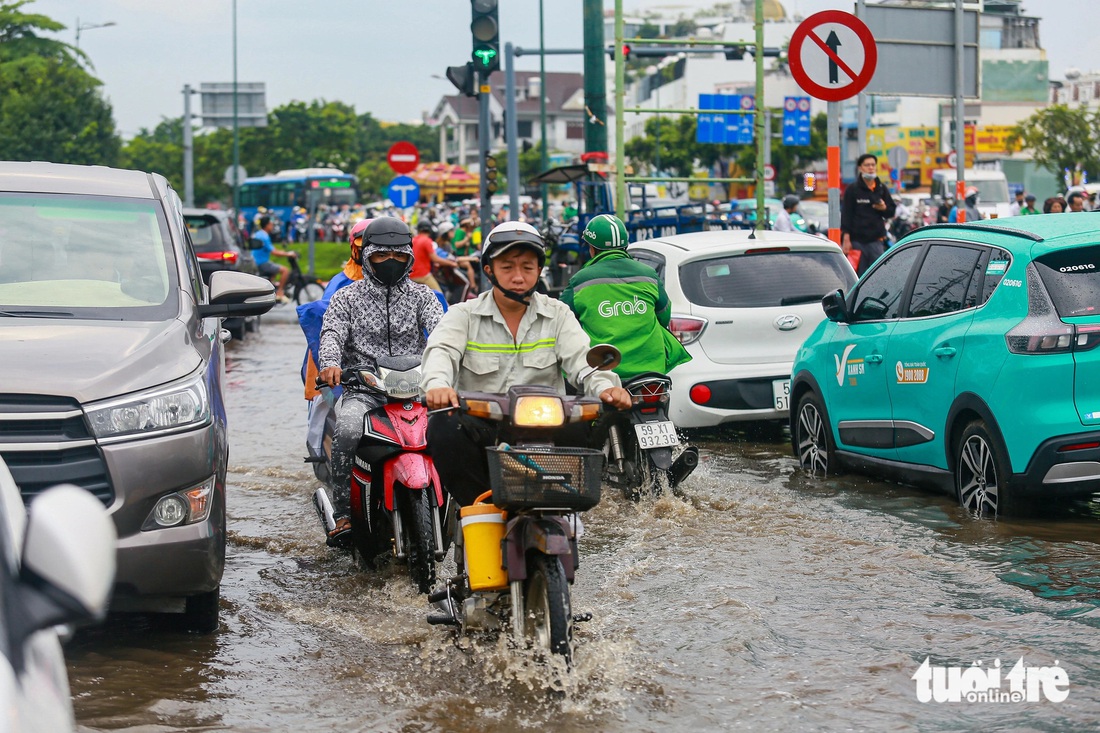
top-left (577, 344), bottom-right (621, 385)
top-left (586, 344), bottom-right (622, 372)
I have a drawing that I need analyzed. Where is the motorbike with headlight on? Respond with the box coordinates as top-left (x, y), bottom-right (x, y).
top-left (312, 355), bottom-right (447, 594)
top-left (426, 345), bottom-right (619, 665)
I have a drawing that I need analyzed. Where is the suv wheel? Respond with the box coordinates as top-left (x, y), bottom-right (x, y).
top-left (179, 587), bottom-right (221, 633)
top-left (795, 391), bottom-right (836, 477)
top-left (955, 421), bottom-right (1008, 518)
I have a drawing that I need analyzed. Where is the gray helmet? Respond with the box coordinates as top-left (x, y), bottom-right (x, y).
top-left (782, 195), bottom-right (800, 210)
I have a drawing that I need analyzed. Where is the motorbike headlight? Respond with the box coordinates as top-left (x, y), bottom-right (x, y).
top-left (513, 395), bottom-right (565, 427)
top-left (383, 368), bottom-right (422, 400)
top-left (86, 373), bottom-right (210, 442)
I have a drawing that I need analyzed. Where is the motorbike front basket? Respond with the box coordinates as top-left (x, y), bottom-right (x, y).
top-left (486, 445), bottom-right (603, 511)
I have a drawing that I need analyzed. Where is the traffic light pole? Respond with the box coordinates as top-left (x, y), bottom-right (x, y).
top-left (504, 42), bottom-right (520, 221)
top-left (478, 70), bottom-right (492, 239)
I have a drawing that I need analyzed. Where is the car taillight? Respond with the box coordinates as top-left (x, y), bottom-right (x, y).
top-left (669, 315), bottom-right (707, 345)
top-left (1058, 441), bottom-right (1100, 452)
top-left (196, 251), bottom-right (239, 265)
top-left (1005, 265), bottom-right (1100, 354)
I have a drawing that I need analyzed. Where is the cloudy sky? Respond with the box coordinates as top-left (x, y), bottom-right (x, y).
top-left (29, 0), bottom-right (1098, 138)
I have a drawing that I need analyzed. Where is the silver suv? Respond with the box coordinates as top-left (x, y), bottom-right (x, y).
top-left (0, 162), bottom-right (274, 632)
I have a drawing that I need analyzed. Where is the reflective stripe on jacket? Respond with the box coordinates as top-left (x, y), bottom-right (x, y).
top-left (421, 290), bottom-right (620, 396)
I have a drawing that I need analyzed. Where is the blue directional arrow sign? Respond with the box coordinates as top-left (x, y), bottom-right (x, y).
top-left (387, 175), bottom-right (420, 208)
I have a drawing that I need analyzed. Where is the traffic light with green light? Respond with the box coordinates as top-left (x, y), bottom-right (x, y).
top-left (470, 0), bottom-right (500, 74)
top-left (484, 155), bottom-right (499, 194)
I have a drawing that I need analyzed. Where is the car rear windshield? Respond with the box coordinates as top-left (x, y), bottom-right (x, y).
top-left (0, 193), bottom-right (177, 320)
top-left (1034, 245), bottom-right (1100, 317)
top-left (185, 215), bottom-right (231, 252)
top-left (679, 250), bottom-right (856, 308)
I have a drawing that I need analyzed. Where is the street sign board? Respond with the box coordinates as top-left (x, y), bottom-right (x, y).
top-left (763, 164), bottom-right (776, 182)
top-left (696, 94), bottom-right (753, 144)
top-left (947, 150), bottom-right (958, 169)
top-left (789, 10), bottom-right (877, 102)
top-left (200, 82), bottom-right (268, 128)
top-left (782, 96), bottom-right (812, 146)
top-left (886, 145), bottom-right (908, 171)
top-left (863, 5), bottom-right (978, 98)
top-left (387, 176), bottom-right (420, 208)
top-left (223, 165), bottom-right (248, 187)
top-left (387, 141), bottom-right (420, 175)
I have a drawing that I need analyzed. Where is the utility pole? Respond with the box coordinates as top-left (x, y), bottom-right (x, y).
top-left (582, 0), bottom-right (608, 156)
top-left (183, 85), bottom-right (195, 208)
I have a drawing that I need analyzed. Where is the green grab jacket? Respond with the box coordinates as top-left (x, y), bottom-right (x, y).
top-left (560, 249), bottom-right (691, 381)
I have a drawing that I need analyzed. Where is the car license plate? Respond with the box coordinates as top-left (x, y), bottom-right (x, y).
top-left (772, 379), bottom-right (791, 411)
top-left (634, 421), bottom-right (679, 449)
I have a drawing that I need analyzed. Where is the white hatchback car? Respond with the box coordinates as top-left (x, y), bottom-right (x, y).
top-left (0, 457), bottom-right (115, 732)
top-left (629, 229), bottom-right (857, 428)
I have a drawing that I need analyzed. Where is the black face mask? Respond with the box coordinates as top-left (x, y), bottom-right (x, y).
top-left (372, 258), bottom-right (407, 286)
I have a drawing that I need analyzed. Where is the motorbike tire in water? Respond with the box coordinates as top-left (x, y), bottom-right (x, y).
top-left (639, 452), bottom-right (668, 498)
top-left (400, 489), bottom-right (436, 595)
top-left (524, 554), bottom-right (572, 662)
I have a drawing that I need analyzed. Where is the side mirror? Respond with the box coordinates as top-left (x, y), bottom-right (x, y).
top-left (821, 289), bottom-right (848, 323)
top-left (8, 486), bottom-right (116, 651)
top-left (586, 343), bottom-right (622, 372)
top-left (198, 270), bottom-right (277, 319)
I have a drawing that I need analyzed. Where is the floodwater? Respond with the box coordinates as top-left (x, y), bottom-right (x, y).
top-left (69, 312), bottom-right (1100, 732)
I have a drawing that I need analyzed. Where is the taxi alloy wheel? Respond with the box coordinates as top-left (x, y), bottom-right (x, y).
top-left (956, 421), bottom-right (1006, 518)
top-left (796, 392), bottom-right (834, 478)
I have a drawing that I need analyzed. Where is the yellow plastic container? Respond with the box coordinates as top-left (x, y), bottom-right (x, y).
top-left (461, 498), bottom-right (508, 591)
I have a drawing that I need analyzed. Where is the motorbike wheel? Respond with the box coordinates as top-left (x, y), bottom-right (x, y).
top-left (524, 554), bottom-right (572, 662)
top-left (294, 280), bottom-right (325, 305)
top-left (401, 489), bottom-right (436, 594)
top-left (639, 453), bottom-right (668, 498)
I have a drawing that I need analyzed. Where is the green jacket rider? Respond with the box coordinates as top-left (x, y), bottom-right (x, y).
top-left (561, 214), bottom-right (691, 381)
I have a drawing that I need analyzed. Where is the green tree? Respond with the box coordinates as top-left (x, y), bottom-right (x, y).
top-left (0, 0), bottom-right (76, 62)
top-left (0, 55), bottom-right (120, 165)
top-left (1008, 104), bottom-right (1100, 181)
top-left (0, 1), bottom-right (120, 164)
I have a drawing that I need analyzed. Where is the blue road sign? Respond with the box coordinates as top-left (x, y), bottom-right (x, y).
top-left (783, 96), bottom-right (812, 146)
top-left (696, 94), bottom-right (754, 144)
top-left (387, 175), bottom-right (420, 208)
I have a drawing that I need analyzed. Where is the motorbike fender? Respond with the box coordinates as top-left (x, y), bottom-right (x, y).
top-left (383, 454), bottom-right (444, 511)
top-left (503, 516), bottom-right (575, 583)
top-left (645, 446), bottom-right (674, 470)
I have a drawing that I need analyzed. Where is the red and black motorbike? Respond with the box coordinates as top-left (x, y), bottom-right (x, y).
top-left (313, 356), bottom-right (447, 593)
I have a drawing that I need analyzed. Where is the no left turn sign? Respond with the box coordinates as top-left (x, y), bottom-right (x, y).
top-left (789, 10), bottom-right (877, 102)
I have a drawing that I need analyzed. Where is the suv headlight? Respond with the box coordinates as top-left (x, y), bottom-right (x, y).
top-left (86, 373), bottom-right (210, 441)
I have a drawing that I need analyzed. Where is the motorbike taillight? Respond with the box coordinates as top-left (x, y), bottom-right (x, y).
top-left (630, 382), bottom-right (669, 404)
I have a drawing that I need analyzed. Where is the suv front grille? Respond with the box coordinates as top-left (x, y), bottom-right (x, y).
top-left (0, 394), bottom-right (113, 506)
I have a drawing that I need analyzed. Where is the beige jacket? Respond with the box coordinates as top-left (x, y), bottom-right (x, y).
top-left (421, 290), bottom-right (620, 397)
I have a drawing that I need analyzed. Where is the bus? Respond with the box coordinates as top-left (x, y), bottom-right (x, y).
top-left (237, 168), bottom-right (359, 232)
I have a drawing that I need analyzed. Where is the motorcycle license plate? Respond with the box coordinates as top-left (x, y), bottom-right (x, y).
top-left (634, 421), bottom-right (679, 448)
top-left (772, 379), bottom-right (791, 411)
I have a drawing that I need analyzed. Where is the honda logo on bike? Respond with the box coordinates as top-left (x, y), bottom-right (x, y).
top-left (774, 314), bottom-right (803, 331)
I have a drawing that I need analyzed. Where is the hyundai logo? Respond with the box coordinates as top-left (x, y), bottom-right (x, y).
top-left (774, 314), bottom-right (803, 331)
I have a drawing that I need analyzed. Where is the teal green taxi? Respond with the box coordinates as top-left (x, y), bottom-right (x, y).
top-left (789, 214), bottom-right (1100, 516)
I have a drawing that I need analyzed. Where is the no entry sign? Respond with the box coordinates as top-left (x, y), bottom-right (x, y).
top-left (387, 141), bottom-right (420, 175)
top-left (789, 10), bottom-right (877, 102)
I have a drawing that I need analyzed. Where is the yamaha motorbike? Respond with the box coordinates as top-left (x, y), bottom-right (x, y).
top-left (426, 346), bottom-right (618, 664)
top-left (604, 373), bottom-right (699, 499)
top-left (312, 356), bottom-right (447, 594)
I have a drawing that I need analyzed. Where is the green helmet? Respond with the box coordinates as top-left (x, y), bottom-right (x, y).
top-left (581, 214), bottom-right (629, 251)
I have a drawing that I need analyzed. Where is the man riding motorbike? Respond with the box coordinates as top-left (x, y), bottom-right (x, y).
top-left (421, 220), bottom-right (632, 507)
top-left (560, 214), bottom-right (691, 382)
top-left (317, 216), bottom-right (445, 544)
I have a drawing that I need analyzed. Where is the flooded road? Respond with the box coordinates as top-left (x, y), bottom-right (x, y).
top-left (69, 314), bottom-right (1100, 732)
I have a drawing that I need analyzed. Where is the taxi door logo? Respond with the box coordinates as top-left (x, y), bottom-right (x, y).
top-left (895, 361), bottom-right (929, 384)
top-left (834, 344), bottom-right (860, 386)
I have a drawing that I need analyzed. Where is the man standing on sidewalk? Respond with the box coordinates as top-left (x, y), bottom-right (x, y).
top-left (841, 154), bottom-right (895, 275)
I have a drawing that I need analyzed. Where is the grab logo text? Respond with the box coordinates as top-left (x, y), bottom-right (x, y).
top-left (598, 296), bottom-right (649, 318)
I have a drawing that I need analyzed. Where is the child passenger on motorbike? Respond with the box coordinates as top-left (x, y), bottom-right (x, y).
top-left (317, 216), bottom-right (445, 543)
top-left (421, 221), bottom-right (632, 507)
top-left (560, 214), bottom-right (691, 381)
